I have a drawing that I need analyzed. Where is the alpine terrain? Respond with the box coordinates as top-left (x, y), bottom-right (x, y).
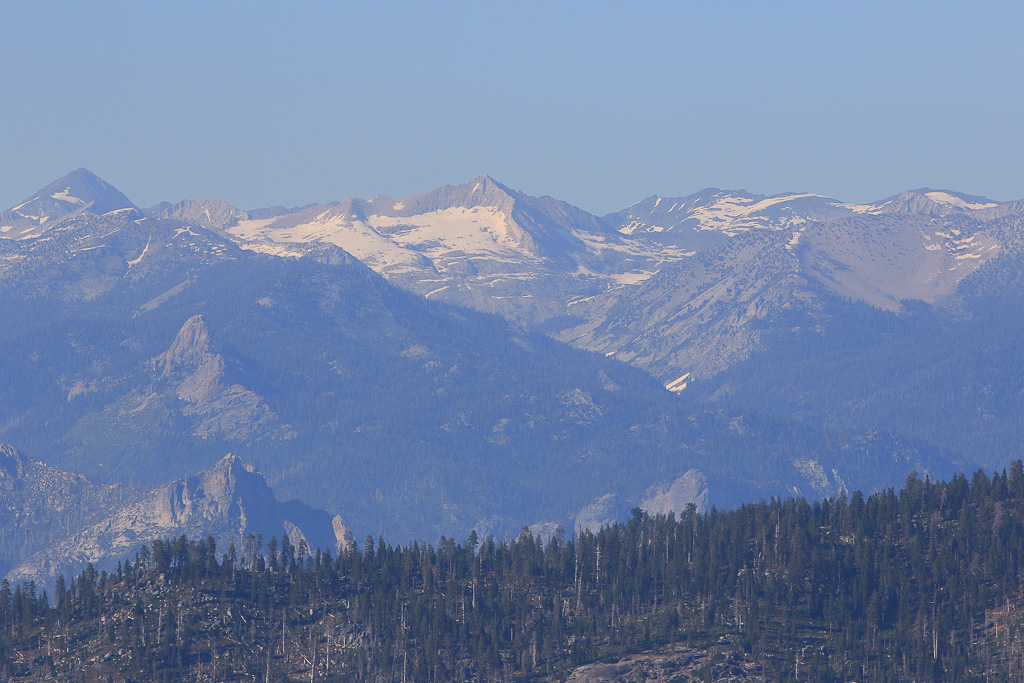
top-left (0, 169), bottom-right (973, 560)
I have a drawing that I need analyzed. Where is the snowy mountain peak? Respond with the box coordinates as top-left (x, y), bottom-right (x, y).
top-left (607, 188), bottom-right (833, 238)
top-left (1, 168), bottom-right (137, 238)
top-left (876, 188), bottom-right (1003, 215)
top-left (361, 174), bottom-right (518, 216)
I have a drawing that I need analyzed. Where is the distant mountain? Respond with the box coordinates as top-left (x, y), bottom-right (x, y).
top-left (580, 186), bottom-right (1024, 468)
top-left (876, 188), bottom-right (1022, 216)
top-left (0, 447), bottom-right (348, 590)
top-left (213, 179), bottom-right (1018, 374)
top-left (0, 168), bottom-right (138, 239)
top-left (197, 175), bottom-right (1024, 473)
top-left (150, 197), bottom-right (248, 228)
top-left (0, 170), bottom-right (950, 545)
top-left (202, 178), bottom-right (1014, 356)
top-left (221, 175), bottom-right (683, 325)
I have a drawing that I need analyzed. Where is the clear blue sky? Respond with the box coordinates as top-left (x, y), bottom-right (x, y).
top-left (2, 1), bottom-right (1022, 214)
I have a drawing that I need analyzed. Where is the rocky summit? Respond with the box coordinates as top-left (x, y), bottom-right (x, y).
top-left (1, 447), bottom-right (349, 591)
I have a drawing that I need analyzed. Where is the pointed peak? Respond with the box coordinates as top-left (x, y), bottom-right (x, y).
top-left (210, 452), bottom-right (260, 475)
top-left (2, 168), bottom-right (138, 235)
top-left (432, 174), bottom-right (515, 200)
top-left (368, 175), bottom-right (518, 216)
top-left (63, 167), bottom-right (106, 183)
top-left (467, 174), bottom-right (508, 190)
top-left (217, 452), bottom-right (241, 466)
top-left (172, 313), bottom-right (211, 347)
top-left (36, 168), bottom-right (136, 208)
top-left (158, 315), bottom-right (214, 377)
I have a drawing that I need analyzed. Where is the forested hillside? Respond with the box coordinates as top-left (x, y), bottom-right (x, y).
top-left (4, 466), bottom-right (1024, 681)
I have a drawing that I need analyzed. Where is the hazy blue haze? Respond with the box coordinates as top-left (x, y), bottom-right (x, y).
top-left (2, 1), bottom-right (1022, 213)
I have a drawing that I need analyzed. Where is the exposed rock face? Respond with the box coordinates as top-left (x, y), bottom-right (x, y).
top-left (560, 640), bottom-right (767, 682)
top-left (153, 314), bottom-right (293, 440)
top-left (791, 458), bottom-right (848, 498)
top-left (6, 453), bottom-right (349, 590)
top-left (640, 470), bottom-right (709, 516)
top-left (152, 198), bottom-right (248, 230)
top-left (574, 493), bottom-right (631, 535)
top-left (0, 444), bottom-right (137, 578)
top-left (573, 471), bottom-right (709, 536)
top-left (159, 313), bottom-right (215, 375)
top-left (332, 515), bottom-right (355, 551)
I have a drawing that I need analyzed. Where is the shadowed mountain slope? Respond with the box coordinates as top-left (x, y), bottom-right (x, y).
top-left (0, 173), bottom-right (956, 542)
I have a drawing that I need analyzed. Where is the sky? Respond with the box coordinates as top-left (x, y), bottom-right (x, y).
top-left (2, 1), bottom-right (1023, 215)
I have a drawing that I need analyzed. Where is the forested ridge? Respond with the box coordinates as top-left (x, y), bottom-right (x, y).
top-left (5, 465), bottom-right (1024, 681)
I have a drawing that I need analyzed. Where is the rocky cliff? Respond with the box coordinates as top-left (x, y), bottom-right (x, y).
top-left (4, 451), bottom-right (350, 590)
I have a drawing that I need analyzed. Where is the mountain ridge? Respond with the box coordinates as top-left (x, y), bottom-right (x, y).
top-left (0, 195), bottom-right (953, 544)
top-left (7, 169), bottom-right (1019, 236)
top-left (0, 445), bottom-right (349, 590)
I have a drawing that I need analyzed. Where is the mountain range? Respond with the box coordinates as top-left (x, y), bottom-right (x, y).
top-left (192, 173), bottom-right (1024, 465)
top-left (2, 168), bottom-right (1022, 583)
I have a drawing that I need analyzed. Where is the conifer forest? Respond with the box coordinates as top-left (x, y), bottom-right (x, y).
top-left (5, 466), bottom-right (1024, 681)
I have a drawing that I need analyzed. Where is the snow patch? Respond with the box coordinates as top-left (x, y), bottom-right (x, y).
top-left (51, 188), bottom-right (86, 205)
top-left (223, 218), bottom-right (277, 240)
top-left (786, 227), bottom-right (806, 251)
top-left (831, 201), bottom-right (881, 214)
top-left (683, 193), bottom-right (824, 232)
top-left (172, 227), bottom-right (198, 239)
top-left (609, 270), bottom-right (659, 285)
top-left (665, 373), bottom-right (691, 393)
top-left (618, 220), bottom-right (645, 235)
top-left (16, 213), bottom-right (48, 225)
top-left (127, 237), bottom-right (151, 266)
top-left (925, 191), bottom-right (998, 210)
top-left (238, 243), bottom-right (303, 258)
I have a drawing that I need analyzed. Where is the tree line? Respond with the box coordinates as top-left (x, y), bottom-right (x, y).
top-left (5, 464), bottom-right (1024, 680)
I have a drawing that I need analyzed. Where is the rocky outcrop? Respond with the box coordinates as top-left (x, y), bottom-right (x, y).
top-left (6, 453), bottom-right (350, 590)
top-left (153, 198), bottom-right (248, 230)
top-left (153, 315), bottom-right (294, 440)
top-left (574, 493), bottom-right (631, 535)
top-left (560, 640), bottom-right (767, 682)
top-left (640, 470), bottom-right (709, 516)
top-left (0, 444), bottom-right (136, 577)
